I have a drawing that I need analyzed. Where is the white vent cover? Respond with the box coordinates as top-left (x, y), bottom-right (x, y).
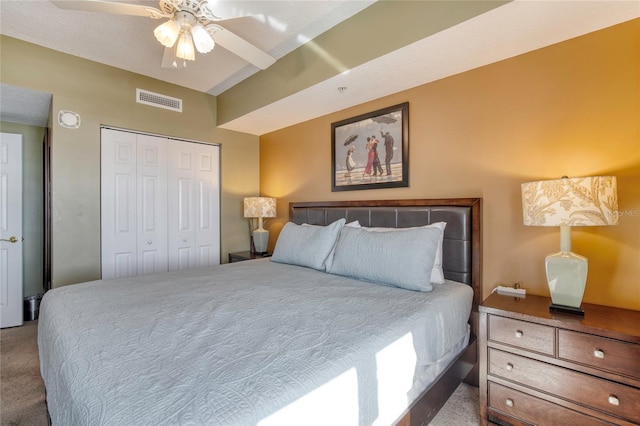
top-left (136, 89), bottom-right (182, 112)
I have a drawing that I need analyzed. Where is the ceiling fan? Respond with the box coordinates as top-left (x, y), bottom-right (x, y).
top-left (51, 0), bottom-right (276, 69)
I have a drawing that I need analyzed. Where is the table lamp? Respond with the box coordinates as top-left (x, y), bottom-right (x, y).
top-left (521, 176), bottom-right (618, 314)
top-left (243, 197), bottom-right (276, 254)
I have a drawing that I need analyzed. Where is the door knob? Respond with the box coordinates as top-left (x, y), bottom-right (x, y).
top-left (0, 236), bottom-right (19, 243)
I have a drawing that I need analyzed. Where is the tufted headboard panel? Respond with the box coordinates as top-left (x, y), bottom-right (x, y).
top-left (289, 198), bottom-right (482, 310)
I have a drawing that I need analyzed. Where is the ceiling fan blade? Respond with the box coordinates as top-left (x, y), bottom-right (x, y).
top-left (50, 0), bottom-right (167, 19)
top-left (210, 26), bottom-right (276, 70)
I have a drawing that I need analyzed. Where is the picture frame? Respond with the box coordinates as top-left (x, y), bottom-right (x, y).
top-left (331, 102), bottom-right (408, 192)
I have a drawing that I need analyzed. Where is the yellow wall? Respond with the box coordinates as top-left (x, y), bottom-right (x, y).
top-left (260, 20), bottom-right (640, 310)
top-left (1, 36), bottom-right (260, 287)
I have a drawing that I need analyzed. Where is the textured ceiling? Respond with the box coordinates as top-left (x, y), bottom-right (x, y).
top-left (219, 0), bottom-right (639, 135)
top-left (0, 84), bottom-right (52, 127)
top-left (0, 0), bottom-right (374, 95)
top-left (221, 0), bottom-right (640, 135)
top-left (1, 1), bottom-right (638, 134)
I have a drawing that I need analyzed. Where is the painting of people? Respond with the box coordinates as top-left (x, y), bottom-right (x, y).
top-left (331, 102), bottom-right (408, 191)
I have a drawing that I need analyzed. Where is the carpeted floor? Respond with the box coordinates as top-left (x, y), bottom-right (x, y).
top-left (0, 321), bottom-right (479, 425)
top-left (0, 321), bottom-right (47, 426)
top-left (429, 381), bottom-right (480, 426)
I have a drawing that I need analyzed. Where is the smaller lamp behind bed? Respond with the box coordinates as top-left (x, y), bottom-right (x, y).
top-left (244, 197), bottom-right (276, 254)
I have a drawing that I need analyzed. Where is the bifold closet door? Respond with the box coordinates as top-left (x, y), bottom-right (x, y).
top-left (102, 129), bottom-right (220, 279)
top-left (167, 141), bottom-right (220, 271)
top-left (101, 129), bottom-right (168, 279)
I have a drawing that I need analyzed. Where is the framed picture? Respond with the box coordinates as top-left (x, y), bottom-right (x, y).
top-left (331, 102), bottom-right (408, 192)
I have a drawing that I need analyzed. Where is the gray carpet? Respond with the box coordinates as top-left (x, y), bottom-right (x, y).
top-left (0, 321), bottom-right (479, 425)
top-left (0, 321), bottom-right (47, 426)
top-left (429, 382), bottom-right (480, 426)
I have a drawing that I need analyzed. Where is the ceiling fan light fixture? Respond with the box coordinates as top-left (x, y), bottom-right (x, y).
top-left (176, 31), bottom-right (195, 61)
top-left (154, 19), bottom-right (180, 48)
top-left (191, 24), bottom-right (215, 53)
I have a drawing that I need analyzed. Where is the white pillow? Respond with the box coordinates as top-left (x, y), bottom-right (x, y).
top-left (271, 218), bottom-right (346, 271)
top-left (359, 222), bottom-right (447, 283)
top-left (328, 225), bottom-right (442, 292)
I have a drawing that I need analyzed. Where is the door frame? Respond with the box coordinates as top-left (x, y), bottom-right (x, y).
top-left (44, 127), bottom-right (51, 291)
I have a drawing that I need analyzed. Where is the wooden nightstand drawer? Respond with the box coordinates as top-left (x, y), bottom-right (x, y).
top-left (488, 382), bottom-right (611, 425)
top-left (488, 315), bottom-right (555, 355)
top-left (480, 294), bottom-right (640, 426)
top-left (558, 329), bottom-right (640, 380)
top-left (489, 348), bottom-right (640, 423)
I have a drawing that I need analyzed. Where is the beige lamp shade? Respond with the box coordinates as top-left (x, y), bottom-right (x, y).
top-left (243, 197), bottom-right (276, 221)
top-left (520, 175), bottom-right (618, 313)
top-left (522, 176), bottom-right (618, 227)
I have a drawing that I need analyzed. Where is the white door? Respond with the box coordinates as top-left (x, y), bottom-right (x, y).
top-left (101, 129), bottom-right (138, 279)
top-left (0, 133), bottom-right (23, 328)
top-left (194, 143), bottom-right (220, 268)
top-left (168, 141), bottom-right (197, 271)
top-left (102, 128), bottom-right (220, 278)
top-left (136, 134), bottom-right (168, 275)
top-left (167, 141), bottom-right (220, 271)
top-left (101, 129), bottom-right (169, 279)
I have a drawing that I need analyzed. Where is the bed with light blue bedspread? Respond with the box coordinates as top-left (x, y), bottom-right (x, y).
top-left (38, 258), bottom-right (473, 426)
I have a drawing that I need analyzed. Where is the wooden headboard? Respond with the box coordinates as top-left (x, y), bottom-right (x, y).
top-left (289, 198), bottom-right (482, 312)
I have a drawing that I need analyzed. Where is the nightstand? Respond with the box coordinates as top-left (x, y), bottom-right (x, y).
top-left (228, 251), bottom-right (271, 263)
top-left (479, 292), bottom-right (640, 425)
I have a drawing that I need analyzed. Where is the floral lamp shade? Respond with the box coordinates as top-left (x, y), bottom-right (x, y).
top-left (521, 176), bottom-right (618, 314)
top-left (243, 197), bottom-right (276, 254)
top-left (522, 176), bottom-right (618, 227)
top-left (243, 197), bottom-right (276, 221)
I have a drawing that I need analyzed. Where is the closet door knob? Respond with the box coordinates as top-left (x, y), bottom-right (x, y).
top-left (147, 240), bottom-right (152, 245)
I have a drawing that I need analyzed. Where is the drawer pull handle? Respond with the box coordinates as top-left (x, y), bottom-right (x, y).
top-left (608, 395), bottom-right (619, 406)
top-left (505, 398), bottom-right (514, 408)
top-left (515, 330), bottom-right (523, 338)
top-left (506, 363), bottom-right (514, 371)
top-left (594, 349), bottom-right (605, 359)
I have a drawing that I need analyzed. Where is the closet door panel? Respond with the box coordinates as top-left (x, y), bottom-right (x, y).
top-left (114, 252), bottom-right (135, 279)
top-left (168, 141), bottom-right (196, 271)
top-left (101, 129), bottom-right (137, 279)
top-left (194, 144), bottom-right (220, 268)
top-left (136, 135), bottom-right (168, 275)
top-left (177, 247), bottom-right (192, 270)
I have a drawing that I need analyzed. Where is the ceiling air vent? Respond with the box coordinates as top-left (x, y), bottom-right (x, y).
top-left (136, 89), bottom-right (182, 112)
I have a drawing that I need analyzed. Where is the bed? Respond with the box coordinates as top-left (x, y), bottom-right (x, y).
top-left (38, 198), bottom-right (482, 426)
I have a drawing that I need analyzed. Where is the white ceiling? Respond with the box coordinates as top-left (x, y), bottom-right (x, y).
top-left (0, 84), bottom-right (52, 127)
top-left (221, 0), bottom-right (639, 135)
top-left (0, 0), bottom-right (374, 95)
top-left (1, 0), bottom-right (638, 135)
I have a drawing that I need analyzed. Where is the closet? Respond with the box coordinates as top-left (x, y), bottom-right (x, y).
top-left (100, 127), bottom-right (220, 280)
